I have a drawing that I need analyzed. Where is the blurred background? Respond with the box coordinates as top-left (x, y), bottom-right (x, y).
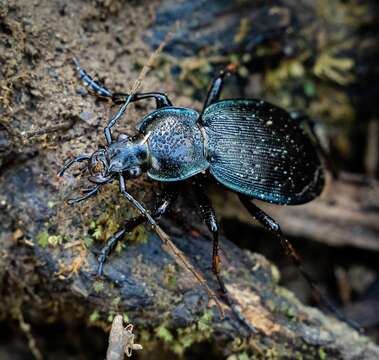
top-left (0, 0), bottom-right (378, 358)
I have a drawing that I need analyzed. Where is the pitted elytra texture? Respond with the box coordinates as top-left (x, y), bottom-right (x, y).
top-left (144, 108), bottom-right (208, 181)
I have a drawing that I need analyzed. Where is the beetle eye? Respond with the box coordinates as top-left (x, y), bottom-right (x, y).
top-left (129, 167), bottom-right (142, 178)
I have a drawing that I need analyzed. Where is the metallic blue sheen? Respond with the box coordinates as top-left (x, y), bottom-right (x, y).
top-left (202, 99), bottom-right (324, 205)
top-left (141, 107), bottom-right (210, 181)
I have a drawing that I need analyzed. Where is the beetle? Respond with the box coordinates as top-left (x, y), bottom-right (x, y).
top-left (59, 59), bottom-right (324, 292)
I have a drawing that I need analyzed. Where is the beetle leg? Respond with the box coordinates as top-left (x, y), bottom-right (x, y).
top-left (239, 195), bottom-right (302, 262)
top-left (112, 92), bottom-right (172, 107)
top-left (202, 71), bottom-right (228, 111)
top-left (97, 188), bottom-right (176, 276)
top-left (67, 185), bottom-right (100, 204)
top-left (104, 95), bottom-right (134, 144)
top-left (104, 92), bottom-right (173, 144)
top-left (73, 58), bottom-right (116, 99)
top-left (289, 112), bottom-right (338, 178)
top-left (239, 195), bottom-right (362, 331)
top-left (194, 183), bottom-right (226, 294)
top-left (131, 92), bottom-right (172, 108)
top-left (73, 59), bottom-right (173, 107)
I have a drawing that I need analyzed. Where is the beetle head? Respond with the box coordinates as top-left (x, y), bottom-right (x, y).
top-left (88, 136), bottom-right (148, 184)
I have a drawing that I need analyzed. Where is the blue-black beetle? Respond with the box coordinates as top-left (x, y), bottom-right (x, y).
top-left (59, 59), bottom-right (324, 292)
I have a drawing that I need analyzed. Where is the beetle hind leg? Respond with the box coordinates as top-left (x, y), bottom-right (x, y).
top-left (239, 195), bottom-right (302, 263)
top-left (239, 195), bottom-right (362, 331)
top-left (289, 112), bottom-right (338, 178)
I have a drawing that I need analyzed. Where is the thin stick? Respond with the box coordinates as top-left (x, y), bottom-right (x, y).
top-left (128, 22), bottom-right (178, 96)
top-left (155, 226), bottom-right (225, 318)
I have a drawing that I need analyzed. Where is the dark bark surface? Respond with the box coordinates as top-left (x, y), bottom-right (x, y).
top-left (1, 0), bottom-right (379, 359)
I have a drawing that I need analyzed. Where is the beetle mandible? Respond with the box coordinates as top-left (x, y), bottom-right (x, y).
top-left (59, 59), bottom-right (324, 292)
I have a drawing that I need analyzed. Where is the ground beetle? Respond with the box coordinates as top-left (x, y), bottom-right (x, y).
top-left (59, 59), bottom-right (324, 293)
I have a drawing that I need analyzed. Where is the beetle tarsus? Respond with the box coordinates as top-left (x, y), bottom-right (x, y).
top-left (67, 185), bottom-right (100, 204)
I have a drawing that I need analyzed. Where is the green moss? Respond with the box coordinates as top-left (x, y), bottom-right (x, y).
top-left (93, 280), bottom-right (104, 293)
top-left (122, 312), bottom-right (129, 323)
top-left (36, 231), bottom-right (49, 248)
top-left (107, 313), bottom-right (115, 323)
top-left (36, 231), bottom-right (63, 248)
top-left (155, 324), bottom-right (174, 343)
top-left (163, 264), bottom-right (177, 289)
top-left (127, 225), bottom-right (148, 244)
top-left (83, 236), bottom-right (93, 248)
top-left (89, 310), bottom-right (100, 322)
top-left (111, 296), bottom-right (121, 307)
top-left (92, 225), bottom-right (103, 241)
top-left (47, 235), bottom-right (63, 246)
top-left (318, 347), bottom-right (326, 360)
top-left (152, 310), bottom-right (215, 356)
top-left (237, 353), bottom-right (250, 360)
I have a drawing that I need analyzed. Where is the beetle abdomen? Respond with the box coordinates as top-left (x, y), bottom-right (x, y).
top-left (202, 100), bottom-right (324, 205)
top-left (143, 107), bottom-right (209, 181)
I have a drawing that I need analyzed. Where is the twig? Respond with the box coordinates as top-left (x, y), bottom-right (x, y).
top-left (155, 226), bottom-right (225, 318)
top-left (128, 22), bottom-right (179, 96)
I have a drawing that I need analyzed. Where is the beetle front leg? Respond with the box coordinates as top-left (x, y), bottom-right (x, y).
top-left (104, 95), bottom-right (134, 144)
top-left (73, 58), bottom-right (172, 106)
top-left (104, 92), bottom-right (173, 144)
top-left (73, 58), bottom-right (119, 99)
top-left (97, 188), bottom-right (176, 276)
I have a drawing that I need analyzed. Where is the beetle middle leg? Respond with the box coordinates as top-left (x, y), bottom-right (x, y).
top-left (193, 182), bottom-right (226, 294)
top-left (97, 188), bottom-right (177, 276)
